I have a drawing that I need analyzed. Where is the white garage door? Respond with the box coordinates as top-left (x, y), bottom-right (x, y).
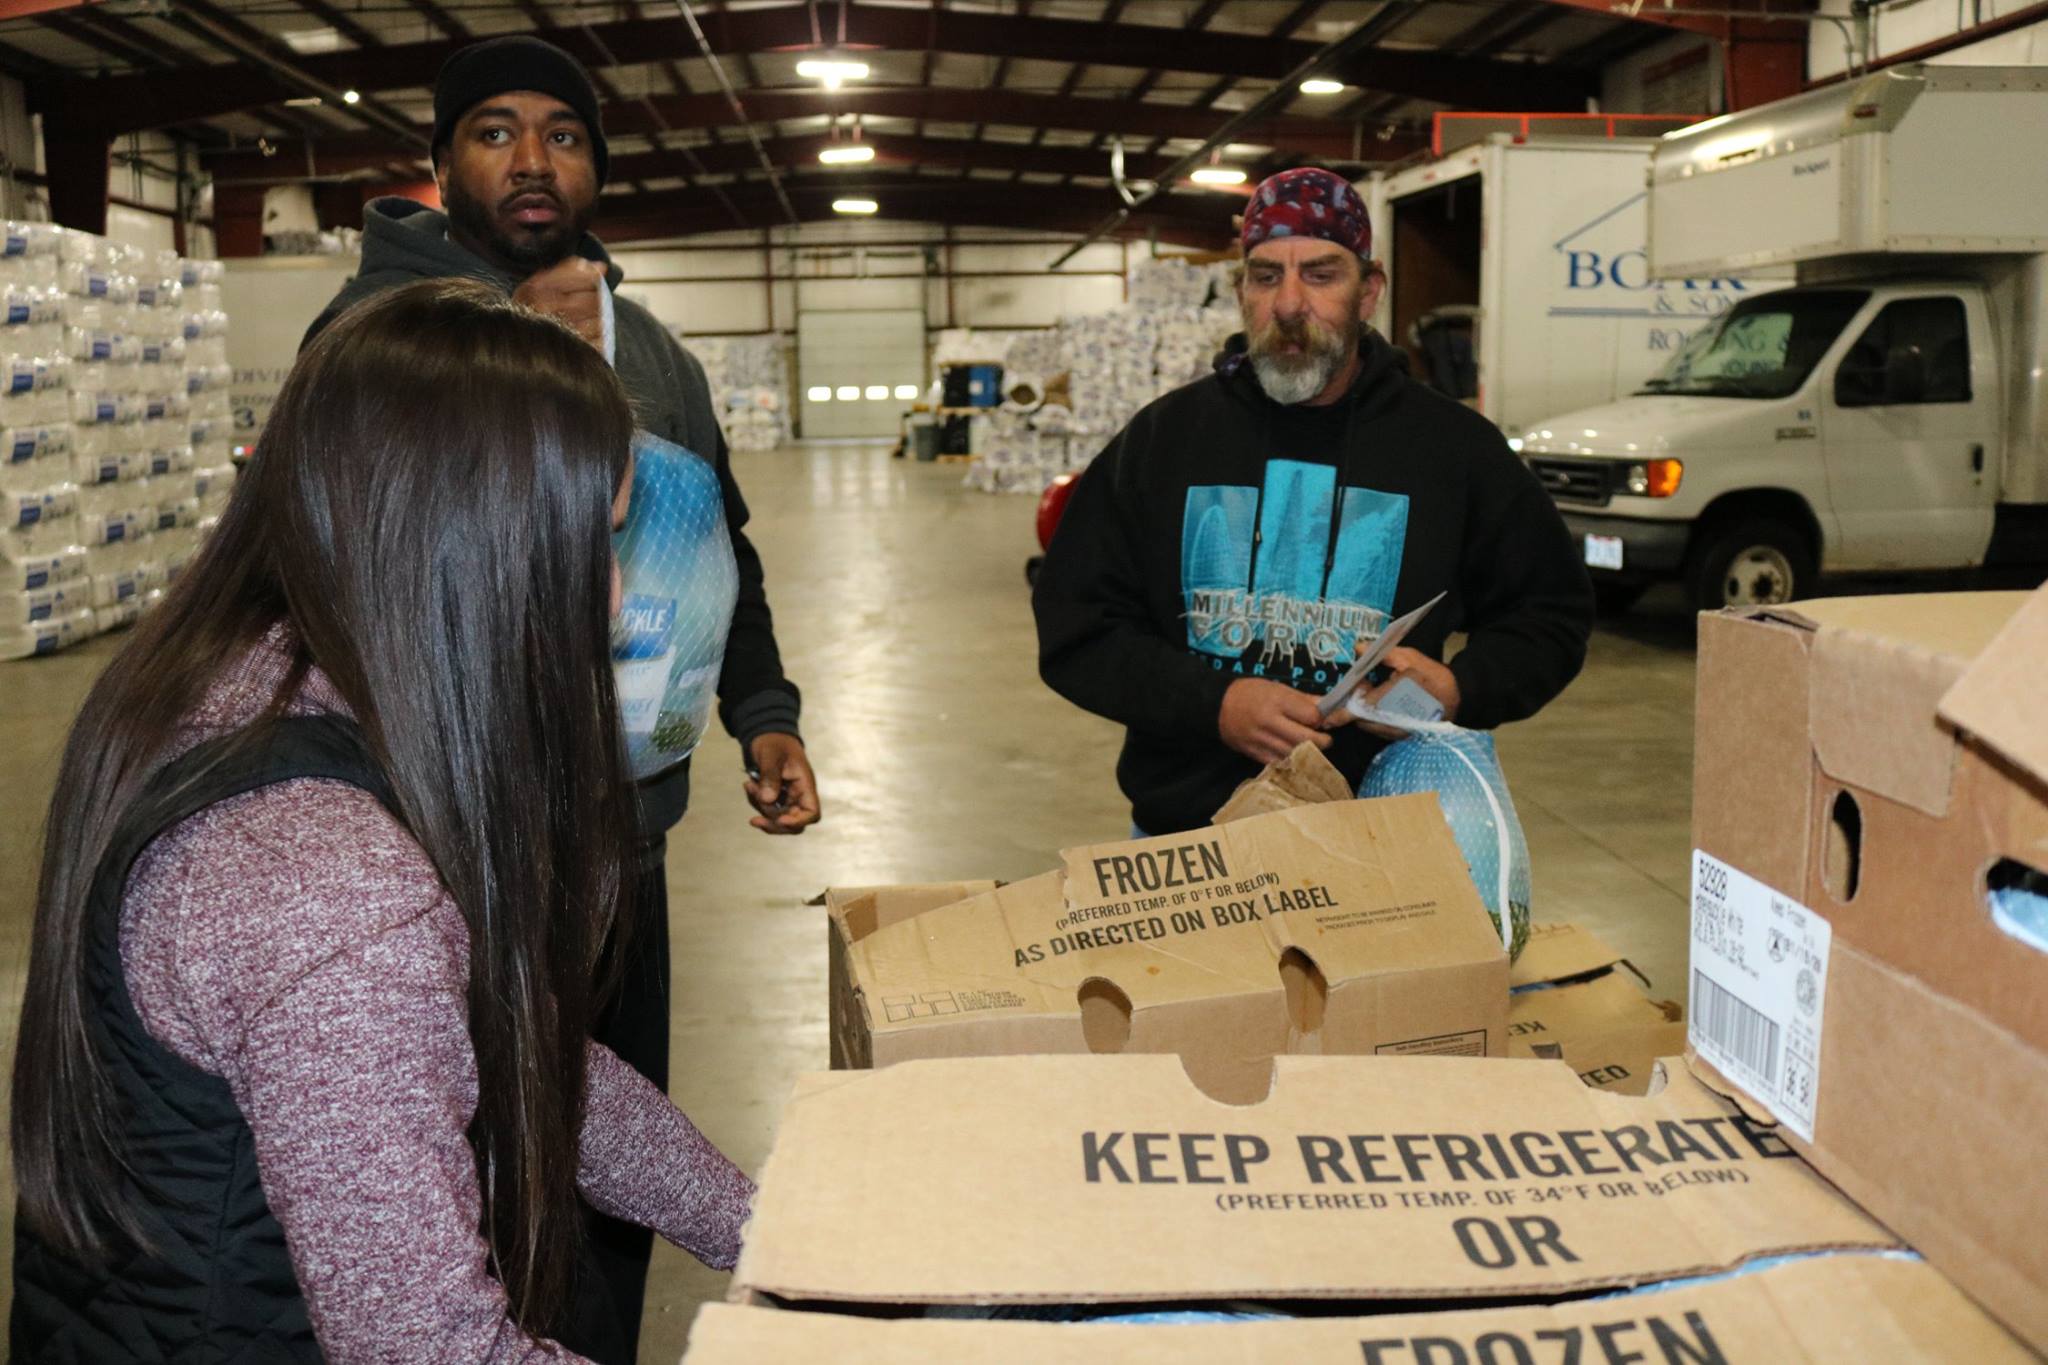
top-left (797, 308), bottom-right (926, 439)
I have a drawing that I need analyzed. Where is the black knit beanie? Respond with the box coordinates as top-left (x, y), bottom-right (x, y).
top-left (431, 36), bottom-right (610, 185)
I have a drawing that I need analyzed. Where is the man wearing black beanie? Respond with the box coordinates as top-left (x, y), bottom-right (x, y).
top-left (307, 34), bottom-right (815, 1365)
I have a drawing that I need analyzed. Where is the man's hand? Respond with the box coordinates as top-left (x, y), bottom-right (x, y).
top-left (1219, 679), bottom-right (1333, 766)
top-left (1345, 646), bottom-right (1462, 740)
top-left (511, 257), bottom-right (605, 351)
top-left (744, 734), bottom-right (821, 835)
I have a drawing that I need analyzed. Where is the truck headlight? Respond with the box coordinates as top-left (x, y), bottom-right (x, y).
top-left (1624, 459), bottom-right (1683, 498)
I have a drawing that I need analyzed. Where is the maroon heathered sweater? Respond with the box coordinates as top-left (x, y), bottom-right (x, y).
top-left (116, 630), bottom-right (754, 1362)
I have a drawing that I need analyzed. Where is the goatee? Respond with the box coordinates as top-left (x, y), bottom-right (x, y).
top-left (1246, 315), bottom-right (1356, 406)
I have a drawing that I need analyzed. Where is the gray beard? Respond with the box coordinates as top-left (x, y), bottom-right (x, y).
top-left (1249, 346), bottom-right (1346, 406)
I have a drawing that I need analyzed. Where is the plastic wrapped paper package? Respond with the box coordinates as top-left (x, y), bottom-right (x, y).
top-left (72, 448), bottom-right (143, 487)
top-left (4, 422), bottom-right (69, 469)
top-left (1358, 723), bottom-right (1534, 961)
top-left (1, 539), bottom-right (85, 593)
top-left (78, 504), bottom-right (148, 549)
top-left (931, 327), bottom-right (1029, 368)
top-left (193, 463), bottom-right (236, 506)
top-left (5, 478), bottom-right (77, 533)
top-left (612, 431), bottom-right (739, 781)
top-left (93, 594), bottom-right (152, 636)
top-left (88, 554), bottom-right (163, 609)
top-left (686, 334), bottom-right (790, 452)
top-left (0, 576), bottom-right (90, 627)
top-left (0, 603), bottom-right (94, 660)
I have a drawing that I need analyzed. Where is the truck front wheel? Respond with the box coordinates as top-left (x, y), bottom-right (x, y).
top-left (1684, 518), bottom-right (1813, 613)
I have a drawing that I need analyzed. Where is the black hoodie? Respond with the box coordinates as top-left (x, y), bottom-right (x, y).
top-left (1034, 331), bottom-right (1592, 836)
top-left (305, 198), bottom-right (800, 848)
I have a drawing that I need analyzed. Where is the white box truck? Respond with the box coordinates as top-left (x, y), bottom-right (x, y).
top-left (220, 255), bottom-right (359, 453)
top-left (1366, 134), bottom-right (1780, 443)
top-left (1520, 64), bottom-right (2048, 612)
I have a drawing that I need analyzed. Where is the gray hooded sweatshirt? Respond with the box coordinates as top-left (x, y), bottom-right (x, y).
top-left (306, 197), bottom-right (799, 846)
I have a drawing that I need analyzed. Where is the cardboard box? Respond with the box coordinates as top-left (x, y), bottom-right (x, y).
top-left (835, 799), bottom-right (1510, 1101)
top-left (1690, 588), bottom-right (2048, 1348)
top-left (730, 1053), bottom-right (1896, 1311)
top-left (688, 1254), bottom-right (2028, 1362)
top-left (824, 883), bottom-right (999, 1069)
top-left (1510, 922), bottom-right (1686, 1095)
top-left (1212, 739), bottom-right (1352, 823)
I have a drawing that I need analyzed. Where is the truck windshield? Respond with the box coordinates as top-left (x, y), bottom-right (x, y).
top-left (1638, 289), bottom-right (1870, 399)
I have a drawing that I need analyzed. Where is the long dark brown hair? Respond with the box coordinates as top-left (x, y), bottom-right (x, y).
top-left (11, 277), bottom-right (636, 1333)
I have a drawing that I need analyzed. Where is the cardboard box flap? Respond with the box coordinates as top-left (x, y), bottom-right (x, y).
top-left (852, 799), bottom-right (1506, 1036)
top-left (1512, 971), bottom-right (1680, 1040)
top-left (1939, 583), bottom-right (2048, 791)
top-left (1058, 798), bottom-right (1507, 984)
top-left (732, 1054), bottom-right (1894, 1308)
top-left (825, 882), bottom-right (1000, 944)
top-left (1510, 922), bottom-right (1638, 990)
top-left (1212, 741), bottom-right (1352, 824)
top-left (1799, 593), bottom-right (2028, 818)
top-left (691, 1256), bottom-right (2031, 1363)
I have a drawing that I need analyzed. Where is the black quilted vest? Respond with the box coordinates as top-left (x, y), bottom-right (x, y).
top-left (11, 716), bottom-right (396, 1364)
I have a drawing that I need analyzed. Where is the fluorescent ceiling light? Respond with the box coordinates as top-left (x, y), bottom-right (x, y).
top-left (835, 385), bottom-right (860, 401)
top-left (797, 58), bottom-right (870, 90)
top-left (1190, 166), bottom-right (1247, 186)
top-left (807, 386), bottom-right (832, 402)
top-left (1299, 78), bottom-right (1346, 95)
top-left (864, 384), bottom-right (889, 400)
top-left (284, 96), bottom-right (324, 108)
top-left (832, 198), bottom-right (879, 215)
top-left (818, 144), bottom-right (876, 165)
top-left (894, 383), bottom-right (919, 399)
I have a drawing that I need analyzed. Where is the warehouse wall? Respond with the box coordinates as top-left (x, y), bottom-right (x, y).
top-left (1602, 32), bottom-right (1725, 115)
top-left (1, 102), bottom-right (210, 258)
top-left (609, 220), bottom-right (1130, 340)
top-left (1810, 0), bottom-right (2048, 79)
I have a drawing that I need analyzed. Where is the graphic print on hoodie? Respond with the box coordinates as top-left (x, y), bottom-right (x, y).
top-left (1181, 460), bottom-right (1409, 692)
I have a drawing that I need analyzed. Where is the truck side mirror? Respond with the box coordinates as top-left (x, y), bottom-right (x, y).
top-left (1884, 345), bottom-right (1927, 404)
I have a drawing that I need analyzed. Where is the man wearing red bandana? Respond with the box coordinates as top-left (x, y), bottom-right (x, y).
top-left (1035, 167), bottom-right (1594, 837)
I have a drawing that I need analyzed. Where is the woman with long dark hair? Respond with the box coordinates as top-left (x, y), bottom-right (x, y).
top-left (10, 277), bottom-right (752, 1360)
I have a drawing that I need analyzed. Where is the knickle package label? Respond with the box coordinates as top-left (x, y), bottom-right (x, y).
top-left (731, 1054), bottom-right (1894, 1309)
top-left (1688, 852), bottom-right (1830, 1142)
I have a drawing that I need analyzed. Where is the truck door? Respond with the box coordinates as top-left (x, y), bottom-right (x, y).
top-left (1821, 293), bottom-right (1999, 570)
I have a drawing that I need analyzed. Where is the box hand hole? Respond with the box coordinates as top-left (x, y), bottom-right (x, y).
top-left (1823, 790), bottom-right (1862, 903)
top-left (1279, 947), bottom-right (1328, 1047)
top-left (1985, 858), bottom-right (2048, 956)
top-left (1077, 977), bottom-right (1133, 1054)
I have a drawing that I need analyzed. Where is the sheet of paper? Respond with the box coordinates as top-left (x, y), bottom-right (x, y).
top-left (1315, 591), bottom-right (1447, 719)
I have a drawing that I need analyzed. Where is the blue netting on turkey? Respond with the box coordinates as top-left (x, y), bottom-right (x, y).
top-left (611, 430), bottom-right (738, 781)
top-left (1358, 726), bottom-right (1532, 961)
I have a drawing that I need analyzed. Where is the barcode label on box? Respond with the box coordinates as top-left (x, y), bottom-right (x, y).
top-left (1689, 850), bottom-right (1830, 1142)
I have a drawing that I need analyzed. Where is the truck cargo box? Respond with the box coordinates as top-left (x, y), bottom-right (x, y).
top-left (1649, 64), bottom-right (2048, 279)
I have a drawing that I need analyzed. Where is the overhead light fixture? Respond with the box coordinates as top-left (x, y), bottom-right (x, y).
top-left (1190, 166), bottom-right (1247, 186)
top-left (893, 383), bottom-right (919, 400)
top-left (797, 58), bottom-right (871, 91)
top-left (284, 96), bottom-right (324, 108)
top-left (835, 385), bottom-right (860, 401)
top-left (342, 89), bottom-right (361, 105)
top-left (832, 198), bottom-right (879, 215)
top-left (807, 385), bottom-right (832, 402)
top-left (1299, 78), bottom-right (1346, 95)
top-left (864, 384), bottom-right (889, 400)
top-left (818, 144), bottom-right (876, 165)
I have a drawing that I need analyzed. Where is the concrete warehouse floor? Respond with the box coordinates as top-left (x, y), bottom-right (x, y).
top-left (0, 443), bottom-right (1699, 1360)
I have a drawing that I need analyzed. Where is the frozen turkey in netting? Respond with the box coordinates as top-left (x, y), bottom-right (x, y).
top-left (1359, 725), bottom-right (1533, 961)
top-left (612, 430), bottom-right (738, 780)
